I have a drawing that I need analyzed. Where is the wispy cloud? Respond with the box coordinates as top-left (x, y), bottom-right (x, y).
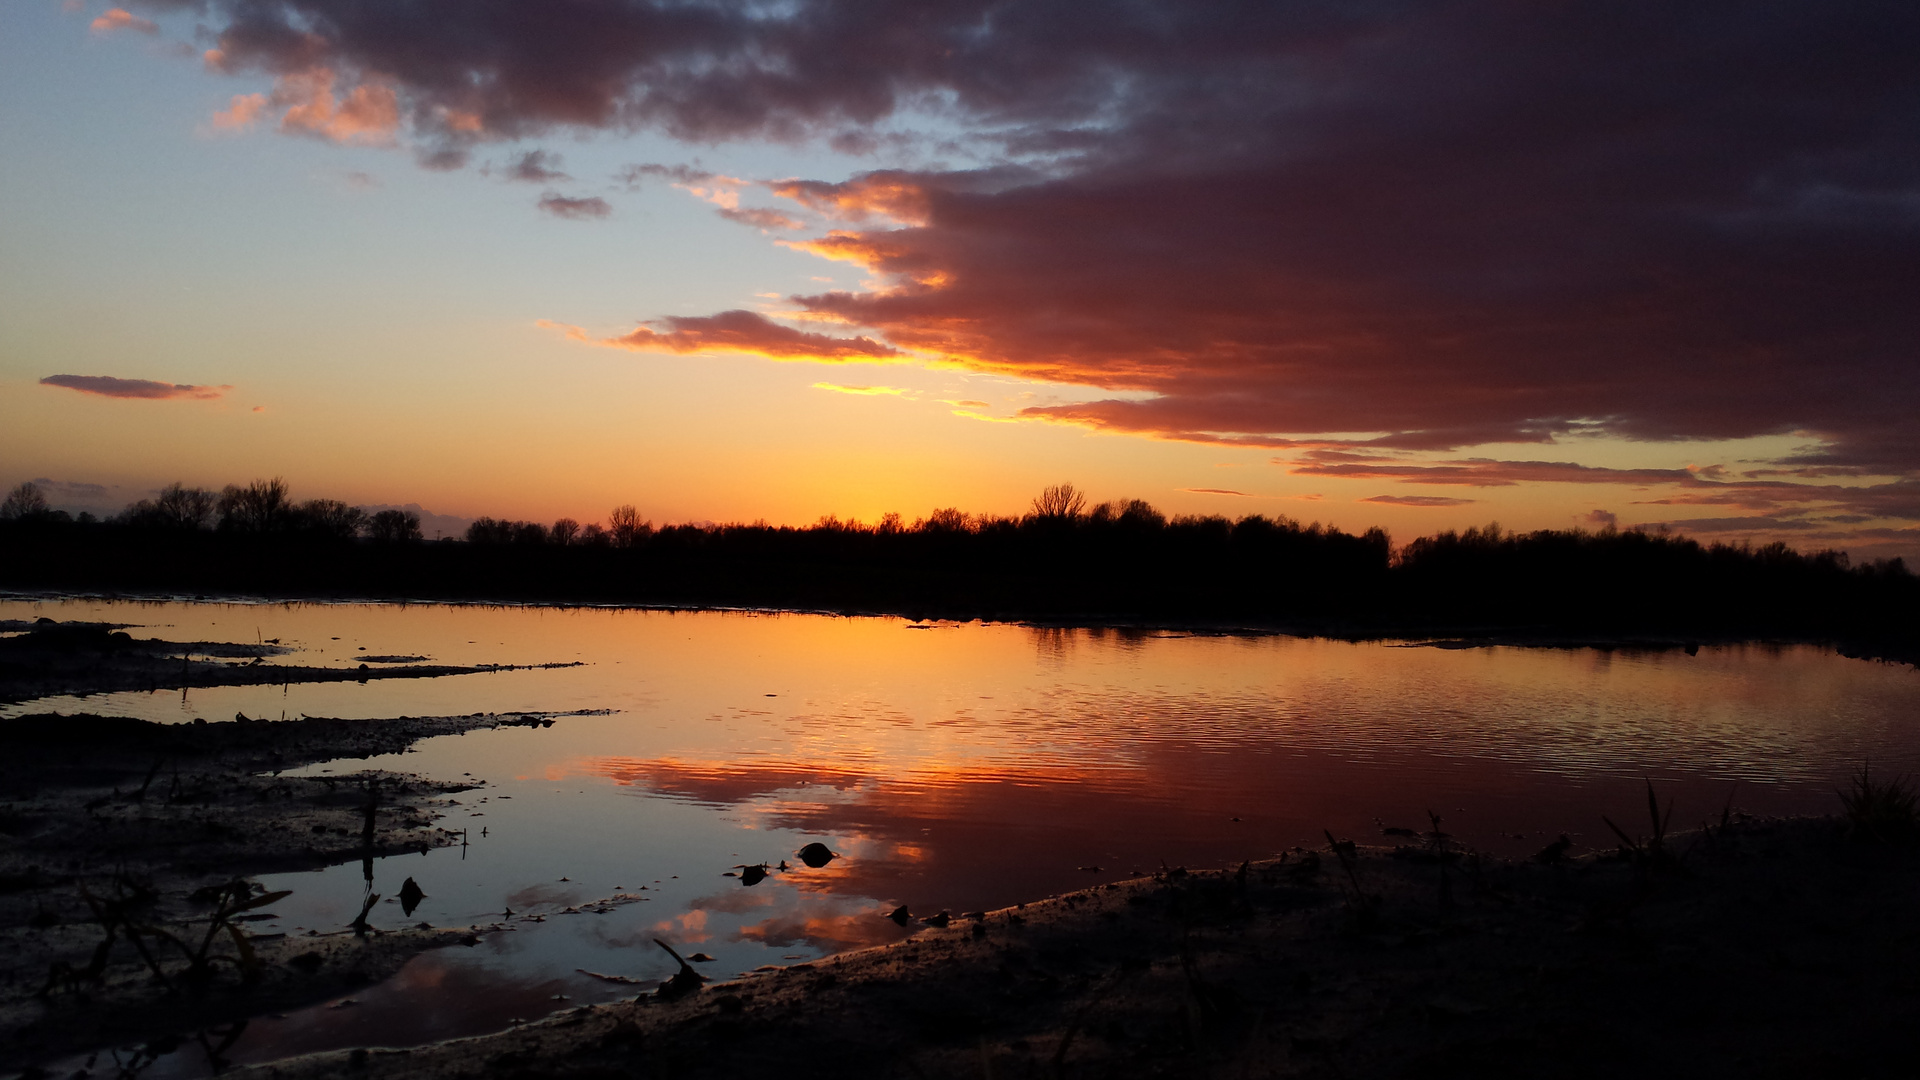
top-left (1360, 495), bottom-right (1478, 507)
top-left (719, 207), bottom-right (805, 231)
top-left (615, 163), bottom-right (714, 190)
top-left (501, 149), bottom-right (571, 183)
top-left (40, 374), bottom-right (228, 400)
top-left (541, 311), bottom-right (901, 363)
top-left (537, 193), bottom-right (611, 220)
top-left (1180, 487), bottom-right (1253, 497)
top-left (811, 383), bottom-right (911, 396)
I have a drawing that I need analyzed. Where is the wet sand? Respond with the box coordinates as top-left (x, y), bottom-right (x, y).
top-left (233, 817), bottom-right (1919, 1080)
top-left (0, 710), bottom-right (577, 1074)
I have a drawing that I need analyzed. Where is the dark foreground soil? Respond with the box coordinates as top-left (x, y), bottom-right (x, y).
top-left (228, 817), bottom-right (1920, 1080)
top-left (0, 711), bottom-right (580, 1074)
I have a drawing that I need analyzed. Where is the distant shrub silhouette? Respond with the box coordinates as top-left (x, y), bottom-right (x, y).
top-left (0, 482), bottom-right (50, 521)
top-left (217, 478), bottom-right (296, 534)
top-left (1091, 498), bottom-right (1166, 530)
top-left (465, 517), bottom-right (517, 545)
top-left (922, 507), bottom-right (973, 534)
top-left (366, 509), bottom-right (422, 544)
top-left (120, 483), bottom-right (216, 530)
top-left (297, 499), bottom-right (366, 540)
top-left (1, 478), bottom-right (1913, 661)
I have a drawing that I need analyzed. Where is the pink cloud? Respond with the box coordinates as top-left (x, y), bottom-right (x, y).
top-left (41, 374), bottom-right (228, 400)
top-left (90, 8), bottom-right (156, 34)
top-left (211, 92), bottom-right (267, 131)
top-left (274, 68), bottom-right (399, 144)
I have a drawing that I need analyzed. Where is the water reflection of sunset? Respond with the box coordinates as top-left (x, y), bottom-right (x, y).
top-left (10, 600), bottom-right (1920, 1075)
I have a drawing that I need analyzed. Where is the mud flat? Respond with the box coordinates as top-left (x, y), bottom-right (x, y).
top-left (0, 619), bottom-right (580, 704)
top-left (230, 815), bottom-right (1919, 1080)
top-left (0, 710), bottom-right (581, 1074)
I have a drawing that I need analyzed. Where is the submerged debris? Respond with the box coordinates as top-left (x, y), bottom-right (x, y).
top-left (653, 939), bottom-right (708, 1001)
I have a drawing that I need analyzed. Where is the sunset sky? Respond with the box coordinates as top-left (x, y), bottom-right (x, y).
top-left (3, 1), bottom-right (1916, 556)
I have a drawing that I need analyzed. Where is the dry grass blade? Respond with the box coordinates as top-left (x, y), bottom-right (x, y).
top-left (1601, 815), bottom-right (1642, 857)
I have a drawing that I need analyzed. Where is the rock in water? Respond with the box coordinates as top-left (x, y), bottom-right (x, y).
top-left (797, 842), bottom-right (838, 868)
top-left (398, 876), bottom-right (427, 916)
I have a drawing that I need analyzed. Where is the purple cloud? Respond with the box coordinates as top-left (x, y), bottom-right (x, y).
top-left (41, 374), bottom-right (228, 400)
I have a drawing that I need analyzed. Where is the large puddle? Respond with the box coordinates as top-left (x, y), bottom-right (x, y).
top-left (6, 597), bottom-right (1919, 1075)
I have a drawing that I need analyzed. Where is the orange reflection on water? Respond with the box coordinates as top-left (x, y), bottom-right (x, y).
top-left (732, 909), bottom-right (907, 953)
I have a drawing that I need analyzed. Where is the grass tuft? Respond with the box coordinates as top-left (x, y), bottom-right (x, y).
top-left (1839, 762), bottom-right (1919, 841)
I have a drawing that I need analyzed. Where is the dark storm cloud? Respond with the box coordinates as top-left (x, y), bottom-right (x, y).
top-left (171, 0), bottom-right (1920, 484)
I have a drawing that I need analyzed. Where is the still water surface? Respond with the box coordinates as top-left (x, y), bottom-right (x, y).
top-left (5, 598), bottom-right (1918, 1074)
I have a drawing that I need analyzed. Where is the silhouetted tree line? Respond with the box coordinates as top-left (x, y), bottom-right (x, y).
top-left (1, 480), bottom-right (1913, 653)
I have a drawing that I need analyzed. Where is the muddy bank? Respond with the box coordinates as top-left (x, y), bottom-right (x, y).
top-left (0, 619), bottom-right (581, 704)
top-left (0, 710), bottom-right (582, 1074)
top-left (233, 816), bottom-right (1919, 1080)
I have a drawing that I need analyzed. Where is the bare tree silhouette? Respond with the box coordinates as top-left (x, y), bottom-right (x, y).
top-left (0, 482), bottom-right (50, 521)
top-left (1029, 483), bottom-right (1087, 522)
top-left (609, 505), bottom-right (650, 548)
top-left (550, 518), bottom-right (581, 546)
